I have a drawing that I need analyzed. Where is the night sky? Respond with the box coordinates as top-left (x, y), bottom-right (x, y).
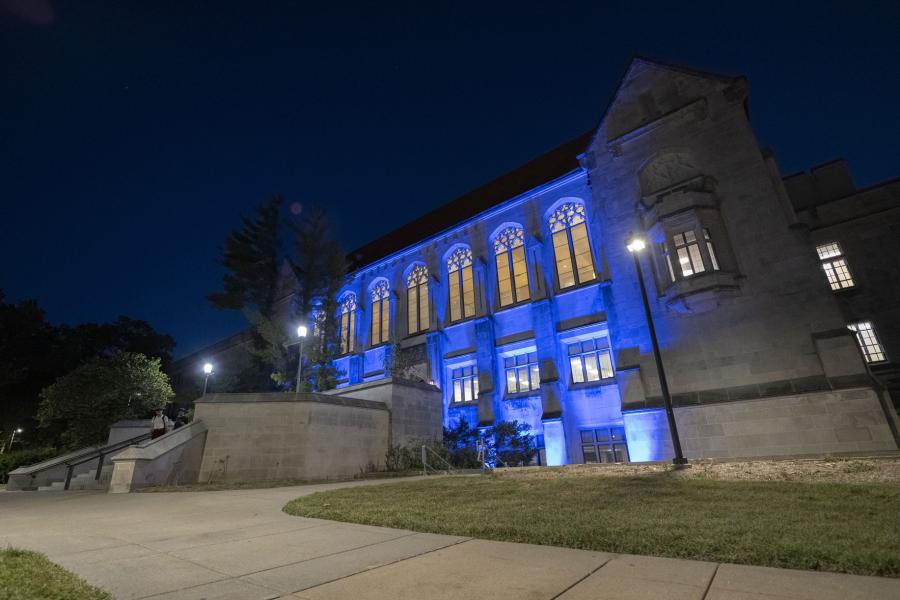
top-left (2, 1), bottom-right (898, 359)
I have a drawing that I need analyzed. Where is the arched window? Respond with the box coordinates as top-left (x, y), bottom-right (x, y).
top-left (370, 280), bottom-right (390, 346)
top-left (493, 227), bottom-right (530, 307)
top-left (338, 293), bottom-right (357, 354)
top-left (447, 247), bottom-right (475, 322)
top-left (406, 265), bottom-right (429, 334)
top-left (548, 202), bottom-right (596, 289)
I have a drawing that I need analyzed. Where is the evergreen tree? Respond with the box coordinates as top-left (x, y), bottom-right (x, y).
top-left (209, 196), bottom-right (290, 385)
top-left (291, 207), bottom-right (347, 391)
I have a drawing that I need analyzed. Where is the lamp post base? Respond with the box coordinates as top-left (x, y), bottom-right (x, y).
top-left (672, 457), bottom-right (690, 467)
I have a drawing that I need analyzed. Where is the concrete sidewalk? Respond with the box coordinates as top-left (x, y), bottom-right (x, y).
top-left (1, 478), bottom-right (897, 600)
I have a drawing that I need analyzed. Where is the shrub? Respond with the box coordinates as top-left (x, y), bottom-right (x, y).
top-left (0, 447), bottom-right (58, 483)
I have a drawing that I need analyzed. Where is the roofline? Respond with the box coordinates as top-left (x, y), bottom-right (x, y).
top-left (350, 167), bottom-right (587, 276)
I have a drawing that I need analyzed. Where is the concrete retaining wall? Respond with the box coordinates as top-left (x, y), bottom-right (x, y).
top-left (624, 387), bottom-right (898, 460)
top-left (326, 378), bottom-right (443, 446)
top-left (194, 392), bottom-right (390, 483)
top-left (108, 421), bottom-right (208, 493)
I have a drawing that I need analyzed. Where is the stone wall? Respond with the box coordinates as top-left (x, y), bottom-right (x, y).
top-left (624, 387), bottom-right (898, 460)
top-left (194, 392), bottom-right (390, 483)
top-left (326, 378), bottom-right (443, 447)
top-left (109, 421), bottom-right (208, 493)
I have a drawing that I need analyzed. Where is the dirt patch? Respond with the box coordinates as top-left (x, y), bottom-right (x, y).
top-left (495, 456), bottom-right (900, 484)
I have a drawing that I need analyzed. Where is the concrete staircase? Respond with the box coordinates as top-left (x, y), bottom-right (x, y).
top-left (36, 464), bottom-right (114, 492)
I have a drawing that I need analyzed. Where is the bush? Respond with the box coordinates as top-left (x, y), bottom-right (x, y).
top-left (0, 447), bottom-right (58, 483)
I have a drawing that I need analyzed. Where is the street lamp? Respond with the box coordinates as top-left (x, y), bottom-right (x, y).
top-left (203, 362), bottom-right (214, 395)
top-left (295, 325), bottom-right (308, 393)
top-left (2, 428), bottom-right (23, 454)
top-left (625, 233), bottom-right (687, 465)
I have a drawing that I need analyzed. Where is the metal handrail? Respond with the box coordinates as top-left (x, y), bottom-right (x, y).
top-left (12, 432), bottom-right (151, 490)
top-left (61, 432), bottom-right (152, 489)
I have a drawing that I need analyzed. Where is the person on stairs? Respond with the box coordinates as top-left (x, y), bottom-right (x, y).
top-left (150, 408), bottom-right (171, 439)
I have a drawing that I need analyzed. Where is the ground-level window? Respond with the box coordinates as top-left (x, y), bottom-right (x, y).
top-left (581, 427), bottom-right (628, 463)
top-left (504, 352), bottom-right (539, 394)
top-left (568, 339), bottom-right (614, 383)
top-left (848, 321), bottom-right (886, 363)
top-left (451, 366), bottom-right (479, 403)
top-left (816, 242), bottom-right (854, 290)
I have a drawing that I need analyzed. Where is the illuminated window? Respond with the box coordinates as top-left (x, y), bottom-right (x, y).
top-left (451, 366), bottom-right (478, 403)
top-left (581, 427), bottom-right (628, 463)
top-left (447, 247), bottom-right (476, 322)
top-left (548, 202), bottom-right (596, 289)
top-left (672, 228), bottom-right (719, 277)
top-left (370, 280), bottom-right (390, 346)
top-left (504, 352), bottom-right (540, 394)
top-left (406, 264), bottom-right (429, 335)
top-left (816, 242), bottom-right (854, 290)
top-left (493, 227), bottom-right (530, 307)
top-left (848, 321), bottom-right (886, 363)
top-left (338, 293), bottom-right (357, 355)
top-left (568, 339), bottom-right (614, 383)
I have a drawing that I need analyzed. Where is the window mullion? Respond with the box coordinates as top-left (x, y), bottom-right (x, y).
top-left (566, 229), bottom-right (578, 285)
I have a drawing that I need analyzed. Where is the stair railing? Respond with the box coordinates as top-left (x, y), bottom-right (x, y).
top-left (61, 433), bottom-right (151, 490)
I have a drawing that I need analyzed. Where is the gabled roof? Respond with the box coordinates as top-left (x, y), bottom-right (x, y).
top-left (348, 130), bottom-right (594, 269)
top-left (346, 57), bottom-right (745, 271)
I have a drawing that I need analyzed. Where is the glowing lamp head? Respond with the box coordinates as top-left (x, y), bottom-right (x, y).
top-left (203, 363), bottom-right (214, 375)
top-left (626, 237), bottom-right (647, 253)
top-left (15, 428), bottom-right (23, 433)
top-left (297, 325), bottom-right (308, 338)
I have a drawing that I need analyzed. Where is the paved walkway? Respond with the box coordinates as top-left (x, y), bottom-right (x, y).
top-left (1, 478), bottom-right (898, 600)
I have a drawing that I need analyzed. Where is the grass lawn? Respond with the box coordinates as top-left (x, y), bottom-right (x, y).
top-left (283, 473), bottom-right (900, 577)
top-left (0, 548), bottom-right (111, 600)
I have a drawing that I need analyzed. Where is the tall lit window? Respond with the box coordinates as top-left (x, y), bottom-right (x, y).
top-left (493, 227), bottom-right (530, 307)
top-left (451, 366), bottom-right (478, 403)
top-left (338, 293), bottom-right (357, 354)
top-left (816, 242), bottom-right (854, 290)
top-left (848, 321), bottom-right (886, 363)
top-left (504, 352), bottom-right (540, 394)
top-left (370, 280), bottom-right (390, 346)
top-left (548, 202), bottom-right (596, 289)
top-left (447, 247), bottom-right (475, 322)
top-left (673, 228), bottom-right (719, 277)
top-left (568, 339), bottom-right (614, 383)
top-left (311, 308), bottom-right (324, 337)
top-left (406, 264), bottom-right (429, 335)
top-left (581, 427), bottom-right (628, 463)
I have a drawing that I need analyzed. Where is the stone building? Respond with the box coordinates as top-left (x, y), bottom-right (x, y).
top-left (181, 58), bottom-right (900, 465)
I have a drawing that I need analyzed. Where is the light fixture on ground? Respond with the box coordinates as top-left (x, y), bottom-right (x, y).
top-left (202, 362), bottom-right (214, 395)
top-left (625, 233), bottom-right (687, 465)
top-left (296, 325), bottom-right (308, 393)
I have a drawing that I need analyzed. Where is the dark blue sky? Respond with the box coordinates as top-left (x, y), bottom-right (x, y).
top-left (2, 1), bottom-right (898, 359)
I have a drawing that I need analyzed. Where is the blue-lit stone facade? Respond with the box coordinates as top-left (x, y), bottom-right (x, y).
top-left (307, 58), bottom-right (900, 464)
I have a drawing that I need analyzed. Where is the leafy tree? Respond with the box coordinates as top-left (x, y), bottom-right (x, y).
top-left (0, 291), bottom-right (61, 440)
top-left (60, 316), bottom-right (176, 369)
top-left (37, 353), bottom-right (174, 449)
top-left (209, 195), bottom-right (290, 385)
top-left (291, 207), bottom-right (347, 391)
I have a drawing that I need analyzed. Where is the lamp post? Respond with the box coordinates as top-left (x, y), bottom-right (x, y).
top-left (202, 362), bottom-right (214, 395)
top-left (295, 325), bottom-right (308, 393)
top-left (2, 428), bottom-right (23, 454)
top-left (625, 234), bottom-right (687, 465)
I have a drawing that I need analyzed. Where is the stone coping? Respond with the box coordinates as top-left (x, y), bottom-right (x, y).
top-left (324, 376), bottom-right (440, 395)
top-left (624, 377), bottom-right (875, 412)
top-left (111, 421), bottom-right (207, 461)
top-left (196, 391), bottom-right (389, 411)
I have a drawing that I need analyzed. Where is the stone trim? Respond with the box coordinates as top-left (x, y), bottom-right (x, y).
top-left (494, 331), bottom-right (535, 347)
top-left (624, 376), bottom-right (875, 411)
top-left (196, 392), bottom-right (389, 411)
top-left (556, 312), bottom-right (607, 332)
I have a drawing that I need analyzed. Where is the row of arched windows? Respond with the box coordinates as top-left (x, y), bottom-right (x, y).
top-left (335, 201), bottom-right (597, 352)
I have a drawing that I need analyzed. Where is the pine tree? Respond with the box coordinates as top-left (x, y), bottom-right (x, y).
top-left (209, 196), bottom-right (290, 386)
top-left (291, 207), bottom-right (347, 391)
